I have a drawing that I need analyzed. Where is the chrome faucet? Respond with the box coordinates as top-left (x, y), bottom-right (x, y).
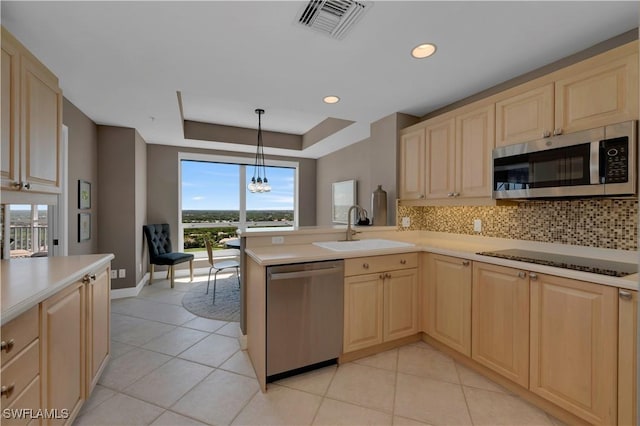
top-left (345, 205), bottom-right (364, 241)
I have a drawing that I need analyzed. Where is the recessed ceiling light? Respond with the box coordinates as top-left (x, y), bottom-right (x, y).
top-left (323, 95), bottom-right (340, 104)
top-left (411, 43), bottom-right (437, 59)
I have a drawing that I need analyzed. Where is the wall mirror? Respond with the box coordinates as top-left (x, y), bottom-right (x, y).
top-left (332, 179), bottom-right (357, 224)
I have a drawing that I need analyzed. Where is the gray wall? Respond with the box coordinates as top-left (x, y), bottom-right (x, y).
top-left (63, 98), bottom-right (99, 255)
top-left (146, 144), bottom-right (316, 255)
top-left (97, 126), bottom-right (146, 289)
top-left (135, 131), bottom-right (147, 285)
top-left (316, 113), bottom-right (418, 226)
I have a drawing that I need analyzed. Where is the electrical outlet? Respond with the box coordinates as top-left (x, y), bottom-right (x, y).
top-left (401, 217), bottom-right (411, 228)
top-left (118, 269), bottom-right (126, 278)
top-left (473, 219), bottom-right (482, 233)
top-left (110, 270), bottom-right (118, 279)
top-left (272, 236), bottom-right (284, 244)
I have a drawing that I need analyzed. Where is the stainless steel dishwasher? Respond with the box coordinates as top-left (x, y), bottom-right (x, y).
top-left (266, 260), bottom-right (344, 381)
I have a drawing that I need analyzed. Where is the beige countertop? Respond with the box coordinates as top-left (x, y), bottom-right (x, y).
top-left (244, 230), bottom-right (638, 291)
top-left (1, 254), bottom-right (114, 325)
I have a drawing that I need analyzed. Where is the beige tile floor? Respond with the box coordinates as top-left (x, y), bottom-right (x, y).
top-left (74, 273), bottom-right (566, 426)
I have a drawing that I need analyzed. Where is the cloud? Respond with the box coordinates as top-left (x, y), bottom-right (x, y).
top-left (192, 196), bottom-right (205, 201)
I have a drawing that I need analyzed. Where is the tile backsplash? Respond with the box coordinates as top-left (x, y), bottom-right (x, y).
top-left (397, 199), bottom-right (638, 250)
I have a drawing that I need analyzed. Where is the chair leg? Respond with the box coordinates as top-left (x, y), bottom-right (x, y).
top-left (149, 264), bottom-right (155, 285)
top-left (206, 266), bottom-right (214, 294)
top-left (170, 266), bottom-right (175, 289)
top-left (166, 266), bottom-right (171, 279)
top-left (213, 270), bottom-right (219, 304)
top-left (189, 259), bottom-right (194, 282)
top-left (236, 267), bottom-right (240, 288)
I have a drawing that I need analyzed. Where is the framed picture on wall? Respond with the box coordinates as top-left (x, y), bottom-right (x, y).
top-left (78, 213), bottom-right (91, 242)
top-left (332, 179), bottom-right (357, 224)
top-left (78, 180), bottom-right (91, 209)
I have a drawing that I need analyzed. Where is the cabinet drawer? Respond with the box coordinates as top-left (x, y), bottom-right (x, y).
top-left (3, 376), bottom-right (41, 426)
top-left (0, 339), bottom-right (39, 407)
top-left (1, 306), bottom-right (39, 365)
top-left (345, 253), bottom-right (418, 276)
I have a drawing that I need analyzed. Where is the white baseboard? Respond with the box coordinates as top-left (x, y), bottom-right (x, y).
top-left (111, 272), bottom-right (149, 299)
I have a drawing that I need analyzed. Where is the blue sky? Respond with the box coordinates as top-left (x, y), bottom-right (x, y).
top-left (181, 161), bottom-right (295, 210)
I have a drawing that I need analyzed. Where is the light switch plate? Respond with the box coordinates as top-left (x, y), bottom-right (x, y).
top-left (110, 270), bottom-right (118, 279)
top-left (272, 236), bottom-right (284, 244)
top-left (118, 269), bottom-right (126, 278)
top-left (473, 219), bottom-right (482, 233)
top-left (401, 217), bottom-right (411, 228)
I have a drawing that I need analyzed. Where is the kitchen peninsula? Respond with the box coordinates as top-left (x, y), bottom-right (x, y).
top-left (1, 254), bottom-right (113, 424)
top-left (240, 226), bottom-right (637, 425)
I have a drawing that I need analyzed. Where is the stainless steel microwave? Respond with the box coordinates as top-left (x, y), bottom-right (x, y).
top-left (492, 121), bottom-right (637, 199)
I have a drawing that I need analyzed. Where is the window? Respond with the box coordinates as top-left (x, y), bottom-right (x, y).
top-left (179, 154), bottom-right (298, 252)
top-left (2, 204), bottom-right (49, 258)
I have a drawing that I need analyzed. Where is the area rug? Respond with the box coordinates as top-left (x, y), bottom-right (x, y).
top-left (181, 276), bottom-right (240, 322)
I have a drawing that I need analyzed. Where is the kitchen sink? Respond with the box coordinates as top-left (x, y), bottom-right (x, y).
top-left (312, 239), bottom-right (415, 252)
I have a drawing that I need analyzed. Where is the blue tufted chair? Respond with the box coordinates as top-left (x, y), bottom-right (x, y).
top-left (143, 224), bottom-right (194, 288)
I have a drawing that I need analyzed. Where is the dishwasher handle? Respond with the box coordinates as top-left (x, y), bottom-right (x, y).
top-left (269, 266), bottom-right (342, 281)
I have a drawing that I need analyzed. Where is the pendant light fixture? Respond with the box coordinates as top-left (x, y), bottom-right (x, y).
top-left (247, 108), bottom-right (271, 193)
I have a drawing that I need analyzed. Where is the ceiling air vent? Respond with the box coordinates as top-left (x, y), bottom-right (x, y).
top-left (297, 0), bottom-right (371, 40)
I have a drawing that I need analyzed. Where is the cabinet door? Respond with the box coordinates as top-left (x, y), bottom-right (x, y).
top-left (41, 281), bottom-right (85, 425)
top-left (20, 52), bottom-right (62, 193)
top-left (555, 51), bottom-right (638, 134)
top-left (425, 118), bottom-right (455, 199)
top-left (86, 269), bottom-right (110, 395)
top-left (472, 263), bottom-right (529, 387)
top-left (455, 104), bottom-right (495, 198)
top-left (383, 268), bottom-right (418, 341)
top-left (530, 274), bottom-right (617, 425)
top-left (618, 289), bottom-right (637, 426)
top-left (1, 30), bottom-right (20, 190)
top-left (495, 83), bottom-right (554, 147)
top-left (344, 273), bottom-right (383, 353)
top-left (399, 129), bottom-right (426, 200)
top-left (425, 254), bottom-right (471, 356)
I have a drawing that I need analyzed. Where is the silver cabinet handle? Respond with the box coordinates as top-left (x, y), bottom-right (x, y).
top-left (518, 271), bottom-right (527, 279)
top-left (529, 273), bottom-right (538, 280)
top-left (447, 192), bottom-right (454, 197)
top-left (553, 128), bottom-right (563, 136)
top-left (620, 290), bottom-right (633, 301)
top-left (419, 194), bottom-right (425, 199)
top-left (23, 182), bottom-right (31, 190)
top-left (269, 267), bottom-right (341, 281)
top-left (453, 192), bottom-right (460, 197)
top-left (362, 263), bottom-right (369, 269)
top-left (82, 273), bottom-right (97, 284)
top-left (542, 131), bottom-right (551, 138)
top-left (379, 274), bottom-right (384, 280)
top-left (0, 339), bottom-right (15, 353)
top-left (0, 384), bottom-right (15, 398)
top-left (462, 260), bottom-right (470, 267)
top-left (385, 273), bottom-right (391, 279)
top-left (400, 259), bottom-right (407, 265)
top-left (10, 182), bottom-right (21, 189)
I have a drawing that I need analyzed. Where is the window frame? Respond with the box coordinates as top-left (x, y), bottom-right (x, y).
top-left (178, 152), bottom-right (299, 250)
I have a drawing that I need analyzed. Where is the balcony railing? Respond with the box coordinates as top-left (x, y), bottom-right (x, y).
top-left (9, 225), bottom-right (48, 257)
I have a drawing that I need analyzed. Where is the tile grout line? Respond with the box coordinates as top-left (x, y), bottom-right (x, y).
top-left (309, 363), bottom-right (339, 425)
top-left (391, 348), bottom-right (399, 423)
top-left (454, 362), bottom-right (476, 426)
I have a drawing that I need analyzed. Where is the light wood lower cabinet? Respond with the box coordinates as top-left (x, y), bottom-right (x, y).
top-left (41, 281), bottom-right (86, 425)
top-left (530, 273), bottom-right (618, 425)
top-left (86, 269), bottom-right (110, 394)
top-left (343, 254), bottom-right (418, 353)
top-left (472, 262), bottom-right (530, 387)
top-left (618, 289), bottom-right (637, 426)
top-left (424, 254), bottom-right (471, 356)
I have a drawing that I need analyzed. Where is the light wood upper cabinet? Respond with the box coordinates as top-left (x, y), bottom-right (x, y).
top-left (1, 27), bottom-right (61, 194)
top-left (40, 280), bottom-right (86, 425)
top-left (424, 254), bottom-right (472, 356)
top-left (399, 128), bottom-right (426, 200)
top-left (495, 84), bottom-right (554, 147)
top-left (86, 269), bottom-right (111, 395)
top-left (1, 31), bottom-right (20, 190)
top-left (618, 289), bottom-right (637, 426)
top-left (472, 262), bottom-right (529, 387)
top-left (555, 49), bottom-right (638, 135)
top-left (455, 104), bottom-right (495, 198)
top-left (425, 117), bottom-right (456, 199)
top-left (530, 273), bottom-right (618, 425)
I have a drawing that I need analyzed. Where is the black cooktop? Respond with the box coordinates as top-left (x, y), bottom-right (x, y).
top-left (476, 249), bottom-right (637, 278)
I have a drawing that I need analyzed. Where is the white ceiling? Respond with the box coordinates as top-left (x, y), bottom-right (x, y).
top-left (2, 1), bottom-right (638, 159)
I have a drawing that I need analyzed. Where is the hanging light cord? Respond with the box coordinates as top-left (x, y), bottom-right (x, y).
top-left (248, 109), bottom-right (270, 193)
